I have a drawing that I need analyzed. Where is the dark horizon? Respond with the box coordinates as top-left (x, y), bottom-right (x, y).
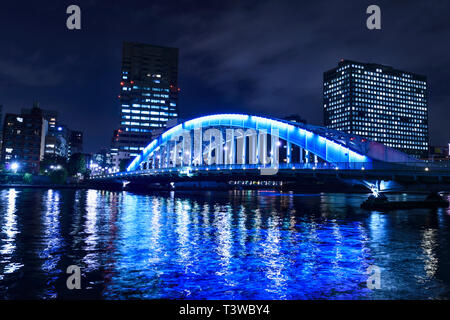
top-left (1, 0), bottom-right (449, 152)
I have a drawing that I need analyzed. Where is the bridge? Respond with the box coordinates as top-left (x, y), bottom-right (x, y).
top-left (90, 114), bottom-right (450, 192)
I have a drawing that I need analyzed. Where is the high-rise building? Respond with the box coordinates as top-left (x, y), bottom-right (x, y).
top-left (68, 130), bottom-right (83, 156)
top-left (323, 59), bottom-right (428, 157)
top-left (112, 42), bottom-right (179, 161)
top-left (1, 106), bottom-right (48, 173)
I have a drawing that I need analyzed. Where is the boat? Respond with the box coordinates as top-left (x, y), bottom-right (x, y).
top-left (360, 192), bottom-right (449, 210)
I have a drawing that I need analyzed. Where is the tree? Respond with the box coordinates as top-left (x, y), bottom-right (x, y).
top-left (50, 168), bottom-right (68, 184)
top-left (67, 153), bottom-right (86, 176)
top-left (23, 173), bottom-right (33, 184)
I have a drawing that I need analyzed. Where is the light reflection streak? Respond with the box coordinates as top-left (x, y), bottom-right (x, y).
top-left (357, 222), bottom-right (371, 271)
top-left (40, 190), bottom-right (62, 273)
top-left (213, 205), bottom-right (233, 268)
top-left (175, 199), bottom-right (191, 268)
top-left (420, 228), bottom-right (438, 279)
top-left (0, 189), bottom-right (22, 276)
top-left (261, 215), bottom-right (288, 298)
top-left (190, 201), bottom-right (201, 247)
top-left (201, 203), bottom-right (210, 235)
top-left (148, 197), bottom-right (162, 263)
top-left (331, 219), bottom-right (343, 276)
top-left (237, 206), bottom-right (247, 250)
top-left (302, 218), bottom-right (320, 277)
top-left (368, 212), bottom-right (387, 244)
top-left (210, 204), bottom-right (237, 294)
top-left (251, 207), bottom-right (262, 243)
top-left (83, 189), bottom-right (99, 271)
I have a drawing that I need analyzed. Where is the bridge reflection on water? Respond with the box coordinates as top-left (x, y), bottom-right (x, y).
top-left (0, 188), bottom-right (449, 299)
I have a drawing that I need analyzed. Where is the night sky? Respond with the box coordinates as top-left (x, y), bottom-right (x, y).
top-left (1, 0), bottom-right (449, 152)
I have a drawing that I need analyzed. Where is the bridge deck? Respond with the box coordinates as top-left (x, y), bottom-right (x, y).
top-left (90, 162), bottom-right (450, 185)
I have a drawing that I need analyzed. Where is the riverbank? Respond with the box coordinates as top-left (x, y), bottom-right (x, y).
top-left (0, 182), bottom-right (447, 195)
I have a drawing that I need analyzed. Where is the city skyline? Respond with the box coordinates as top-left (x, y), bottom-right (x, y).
top-left (0, 1), bottom-right (449, 153)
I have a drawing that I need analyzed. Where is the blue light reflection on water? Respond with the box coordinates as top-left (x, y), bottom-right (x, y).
top-left (0, 188), bottom-right (449, 299)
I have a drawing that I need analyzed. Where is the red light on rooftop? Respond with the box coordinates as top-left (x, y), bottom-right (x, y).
top-left (130, 80), bottom-right (134, 84)
top-left (120, 82), bottom-right (124, 86)
top-left (177, 88), bottom-right (180, 91)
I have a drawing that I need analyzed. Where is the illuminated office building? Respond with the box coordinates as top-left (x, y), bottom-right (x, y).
top-left (113, 42), bottom-right (179, 160)
top-left (323, 59), bottom-right (428, 157)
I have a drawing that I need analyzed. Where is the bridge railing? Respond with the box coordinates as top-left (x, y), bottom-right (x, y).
top-left (90, 161), bottom-right (450, 180)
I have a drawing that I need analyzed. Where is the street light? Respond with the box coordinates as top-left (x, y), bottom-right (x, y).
top-left (10, 162), bottom-right (19, 173)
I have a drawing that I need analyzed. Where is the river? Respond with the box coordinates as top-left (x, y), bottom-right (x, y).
top-left (0, 188), bottom-right (449, 299)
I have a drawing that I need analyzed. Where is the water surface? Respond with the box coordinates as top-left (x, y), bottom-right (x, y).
top-left (0, 188), bottom-right (449, 299)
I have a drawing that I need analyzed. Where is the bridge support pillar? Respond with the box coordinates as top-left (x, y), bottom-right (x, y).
top-left (193, 127), bottom-right (202, 166)
top-left (166, 143), bottom-right (171, 168)
top-left (225, 129), bottom-right (235, 165)
top-left (286, 142), bottom-right (291, 164)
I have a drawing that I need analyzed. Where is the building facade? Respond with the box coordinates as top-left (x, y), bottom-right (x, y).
top-left (22, 104), bottom-right (57, 130)
top-left (0, 104), bottom-right (3, 160)
top-left (112, 42), bottom-right (179, 161)
top-left (68, 130), bottom-right (83, 157)
top-left (429, 145), bottom-right (450, 161)
top-left (1, 107), bottom-right (48, 173)
top-left (323, 59), bottom-right (428, 157)
top-left (23, 103), bottom-right (67, 158)
top-left (45, 125), bottom-right (70, 158)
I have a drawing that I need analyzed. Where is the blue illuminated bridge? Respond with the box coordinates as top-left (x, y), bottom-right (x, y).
top-left (91, 114), bottom-right (450, 192)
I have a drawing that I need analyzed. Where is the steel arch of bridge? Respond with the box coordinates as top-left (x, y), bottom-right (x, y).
top-left (126, 114), bottom-right (417, 172)
top-left (126, 114), bottom-right (364, 172)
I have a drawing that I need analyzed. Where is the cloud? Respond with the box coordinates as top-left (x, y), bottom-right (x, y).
top-left (0, 61), bottom-right (63, 86)
top-left (0, 48), bottom-right (76, 87)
